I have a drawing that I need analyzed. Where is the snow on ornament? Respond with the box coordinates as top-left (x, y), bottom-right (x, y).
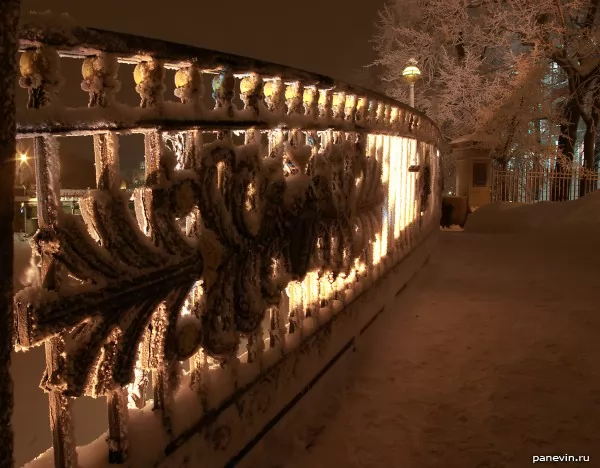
top-left (332, 92), bottom-right (345, 119)
top-left (134, 60), bottom-right (165, 108)
top-left (285, 82), bottom-right (303, 115)
top-left (303, 86), bottom-right (318, 117)
top-left (263, 78), bottom-right (285, 114)
top-left (171, 180), bottom-right (196, 218)
top-left (212, 71), bottom-right (235, 117)
top-left (174, 65), bottom-right (202, 105)
top-left (318, 88), bottom-right (333, 120)
top-left (19, 47), bottom-right (62, 108)
top-left (355, 97), bottom-right (367, 123)
top-left (344, 94), bottom-right (357, 122)
top-left (173, 315), bottom-right (202, 360)
top-left (81, 54), bottom-right (120, 107)
top-left (239, 73), bottom-right (263, 116)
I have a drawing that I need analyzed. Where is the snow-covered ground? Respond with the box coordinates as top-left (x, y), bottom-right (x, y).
top-left (465, 190), bottom-right (600, 234)
top-left (283, 213), bottom-right (600, 467)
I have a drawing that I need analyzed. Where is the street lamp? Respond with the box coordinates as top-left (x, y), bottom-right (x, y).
top-left (402, 58), bottom-right (421, 108)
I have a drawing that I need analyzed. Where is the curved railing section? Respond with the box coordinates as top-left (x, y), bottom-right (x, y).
top-left (14, 13), bottom-right (442, 468)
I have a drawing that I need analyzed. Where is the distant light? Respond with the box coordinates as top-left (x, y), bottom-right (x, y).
top-left (402, 58), bottom-right (421, 84)
top-left (19, 153), bottom-right (27, 163)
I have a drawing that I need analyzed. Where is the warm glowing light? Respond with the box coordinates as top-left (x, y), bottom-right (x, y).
top-left (318, 89), bottom-right (329, 106)
top-left (175, 68), bottom-right (191, 88)
top-left (82, 57), bottom-right (96, 80)
top-left (345, 94), bottom-right (356, 108)
top-left (240, 76), bottom-right (254, 94)
top-left (303, 88), bottom-right (315, 104)
top-left (402, 59), bottom-right (421, 84)
top-left (263, 81), bottom-right (274, 98)
top-left (133, 63), bottom-right (145, 85)
top-left (285, 85), bottom-right (298, 101)
top-left (332, 93), bottom-right (343, 107)
top-left (19, 50), bottom-right (41, 77)
top-left (19, 153), bottom-right (27, 163)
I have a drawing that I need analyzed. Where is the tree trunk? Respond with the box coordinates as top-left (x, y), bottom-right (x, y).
top-left (580, 100), bottom-right (600, 196)
top-left (0, 1), bottom-right (20, 467)
top-left (553, 98), bottom-right (580, 201)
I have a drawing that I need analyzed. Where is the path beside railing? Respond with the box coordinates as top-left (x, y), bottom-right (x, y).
top-left (289, 231), bottom-right (600, 468)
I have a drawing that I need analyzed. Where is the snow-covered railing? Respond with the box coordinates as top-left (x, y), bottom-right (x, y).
top-left (12, 13), bottom-right (443, 468)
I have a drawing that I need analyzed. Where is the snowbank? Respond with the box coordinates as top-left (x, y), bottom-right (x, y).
top-left (465, 191), bottom-right (600, 234)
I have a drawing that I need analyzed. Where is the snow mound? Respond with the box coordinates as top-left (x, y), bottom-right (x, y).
top-left (465, 191), bottom-right (600, 234)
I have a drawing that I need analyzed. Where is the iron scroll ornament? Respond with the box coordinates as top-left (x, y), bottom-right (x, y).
top-left (13, 136), bottom-right (384, 398)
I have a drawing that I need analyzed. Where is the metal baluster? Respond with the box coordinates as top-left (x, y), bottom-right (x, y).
top-left (19, 47), bottom-right (78, 468)
top-left (83, 52), bottom-right (130, 462)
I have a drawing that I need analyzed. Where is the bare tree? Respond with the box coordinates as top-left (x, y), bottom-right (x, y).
top-left (372, 0), bottom-right (548, 142)
top-left (372, 0), bottom-right (558, 197)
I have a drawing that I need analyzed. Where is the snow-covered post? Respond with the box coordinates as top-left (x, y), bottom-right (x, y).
top-left (174, 64), bottom-right (203, 172)
top-left (355, 97), bottom-right (367, 124)
top-left (318, 88), bottom-right (333, 121)
top-left (303, 86), bottom-right (318, 119)
top-left (285, 82), bottom-right (304, 116)
top-left (0, 1), bottom-right (19, 466)
top-left (212, 70), bottom-right (235, 119)
top-left (135, 59), bottom-right (179, 434)
top-left (82, 54), bottom-right (129, 463)
top-left (19, 44), bottom-right (78, 468)
top-left (263, 78), bottom-right (285, 115)
top-left (331, 92), bottom-right (345, 121)
top-left (344, 94), bottom-right (357, 122)
top-left (240, 72), bottom-right (263, 118)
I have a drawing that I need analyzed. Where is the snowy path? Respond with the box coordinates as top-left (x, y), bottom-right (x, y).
top-left (289, 231), bottom-right (600, 468)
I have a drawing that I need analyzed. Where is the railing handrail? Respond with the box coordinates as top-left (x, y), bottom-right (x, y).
top-left (11, 13), bottom-right (443, 468)
top-left (17, 13), bottom-right (442, 141)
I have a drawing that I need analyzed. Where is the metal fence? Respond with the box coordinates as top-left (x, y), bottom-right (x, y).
top-left (491, 166), bottom-right (600, 203)
top-left (6, 13), bottom-right (443, 468)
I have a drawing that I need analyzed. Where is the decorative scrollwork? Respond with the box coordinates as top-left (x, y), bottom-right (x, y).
top-left (14, 132), bottom-right (384, 396)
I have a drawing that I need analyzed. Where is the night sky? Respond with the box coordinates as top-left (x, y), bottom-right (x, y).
top-left (18, 0), bottom-right (387, 189)
top-left (21, 0), bottom-right (386, 84)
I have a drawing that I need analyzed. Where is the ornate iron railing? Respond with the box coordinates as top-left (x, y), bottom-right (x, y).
top-left (11, 12), bottom-right (442, 468)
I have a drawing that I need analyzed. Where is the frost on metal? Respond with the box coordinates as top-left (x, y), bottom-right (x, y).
top-left (13, 17), bottom-right (443, 468)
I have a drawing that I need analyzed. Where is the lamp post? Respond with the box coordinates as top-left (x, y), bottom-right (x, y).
top-left (402, 58), bottom-right (421, 108)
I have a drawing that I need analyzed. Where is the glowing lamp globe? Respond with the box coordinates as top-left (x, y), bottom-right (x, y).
top-left (240, 76), bottom-right (254, 94)
top-left (263, 81), bottom-right (274, 98)
top-left (285, 85), bottom-right (297, 101)
top-left (175, 68), bottom-right (191, 88)
top-left (20, 51), bottom-right (37, 76)
top-left (19, 153), bottom-right (27, 163)
top-left (402, 61), bottom-right (421, 84)
top-left (303, 88), bottom-right (314, 104)
top-left (82, 57), bottom-right (96, 80)
top-left (133, 63), bottom-right (146, 85)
